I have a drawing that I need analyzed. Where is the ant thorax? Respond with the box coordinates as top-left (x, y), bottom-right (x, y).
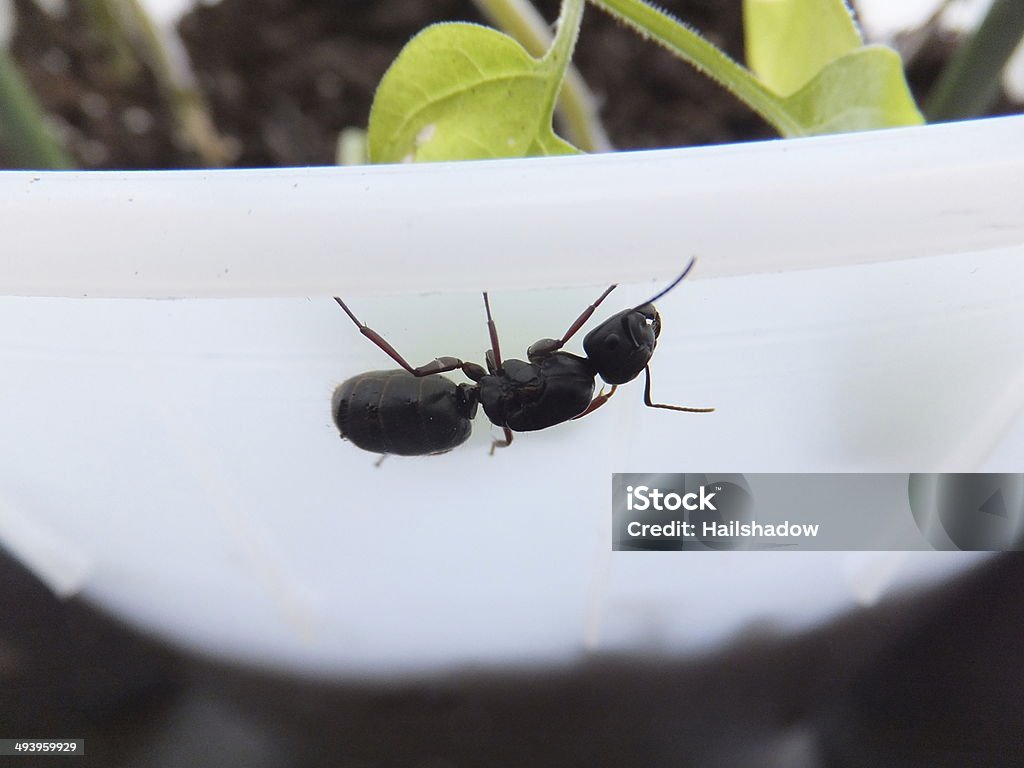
top-left (477, 353), bottom-right (594, 432)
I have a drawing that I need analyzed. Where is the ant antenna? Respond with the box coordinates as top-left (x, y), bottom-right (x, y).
top-left (632, 257), bottom-right (697, 310)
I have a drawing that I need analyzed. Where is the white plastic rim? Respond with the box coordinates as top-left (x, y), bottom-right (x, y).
top-left (0, 117), bottom-right (1022, 679)
top-left (1, 115), bottom-right (1022, 298)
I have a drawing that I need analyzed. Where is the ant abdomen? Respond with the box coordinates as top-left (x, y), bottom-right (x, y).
top-left (333, 370), bottom-right (478, 456)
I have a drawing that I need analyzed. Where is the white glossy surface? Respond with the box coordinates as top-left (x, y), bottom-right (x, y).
top-left (1, 116), bottom-right (1022, 298)
top-left (1, 119), bottom-right (1022, 677)
top-left (0, 251), bottom-right (1020, 675)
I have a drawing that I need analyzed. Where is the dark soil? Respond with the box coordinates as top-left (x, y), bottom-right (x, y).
top-left (175, 0), bottom-right (768, 166)
top-left (10, 0), bottom-right (1008, 170)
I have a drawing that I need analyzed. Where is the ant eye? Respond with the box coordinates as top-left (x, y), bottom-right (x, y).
top-left (605, 335), bottom-right (619, 350)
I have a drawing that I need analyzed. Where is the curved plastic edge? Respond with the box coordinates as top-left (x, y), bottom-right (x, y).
top-left (0, 115), bottom-right (1022, 298)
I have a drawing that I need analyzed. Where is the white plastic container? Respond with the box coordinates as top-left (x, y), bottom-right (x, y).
top-left (1, 116), bottom-right (1022, 677)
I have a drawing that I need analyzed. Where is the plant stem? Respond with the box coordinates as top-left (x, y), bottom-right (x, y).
top-left (84, 0), bottom-right (233, 166)
top-left (83, 0), bottom-right (142, 82)
top-left (474, 0), bottom-right (612, 151)
top-left (587, 0), bottom-right (802, 136)
top-left (336, 127), bottom-right (368, 165)
top-left (541, 0), bottom-right (586, 109)
top-left (125, 0), bottom-right (235, 165)
top-left (0, 48), bottom-right (73, 169)
top-left (925, 0), bottom-right (1024, 121)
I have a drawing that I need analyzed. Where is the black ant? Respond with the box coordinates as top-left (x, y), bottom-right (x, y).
top-left (331, 257), bottom-right (713, 456)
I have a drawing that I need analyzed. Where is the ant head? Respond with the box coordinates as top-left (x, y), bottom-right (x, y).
top-left (581, 258), bottom-right (695, 385)
top-left (583, 305), bottom-right (660, 384)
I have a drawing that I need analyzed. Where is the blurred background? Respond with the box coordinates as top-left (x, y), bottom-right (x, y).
top-left (3, 547), bottom-right (1023, 767)
top-left (2, 1), bottom-right (1023, 766)
top-left (1, 0), bottom-right (1022, 170)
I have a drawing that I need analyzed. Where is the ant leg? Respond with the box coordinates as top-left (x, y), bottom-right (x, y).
top-left (572, 385), bottom-right (618, 420)
top-left (527, 283), bottom-right (619, 359)
top-left (642, 366), bottom-right (715, 413)
top-left (489, 426), bottom-right (514, 456)
top-left (334, 297), bottom-right (470, 377)
top-left (558, 284), bottom-right (618, 346)
top-left (482, 293), bottom-right (503, 369)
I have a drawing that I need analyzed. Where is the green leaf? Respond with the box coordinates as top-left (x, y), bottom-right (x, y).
top-left (368, 22), bottom-right (579, 163)
top-left (744, 0), bottom-right (862, 96)
top-left (592, 0), bottom-right (923, 139)
top-left (739, 0), bottom-right (923, 133)
top-left (781, 46), bottom-right (925, 133)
